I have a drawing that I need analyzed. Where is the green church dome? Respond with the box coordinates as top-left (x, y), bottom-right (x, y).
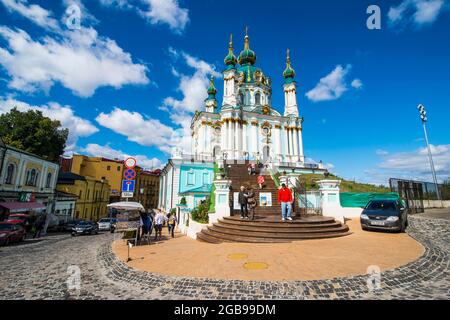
top-left (224, 34), bottom-right (237, 69)
top-left (283, 49), bottom-right (296, 83)
top-left (238, 29), bottom-right (257, 66)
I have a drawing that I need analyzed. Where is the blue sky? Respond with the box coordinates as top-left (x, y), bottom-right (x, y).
top-left (0, 0), bottom-right (449, 185)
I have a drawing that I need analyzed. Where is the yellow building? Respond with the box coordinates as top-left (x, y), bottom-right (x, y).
top-left (56, 172), bottom-right (110, 221)
top-left (67, 155), bottom-right (124, 202)
top-left (1, 143), bottom-right (59, 220)
top-left (134, 170), bottom-right (160, 210)
top-left (60, 155), bottom-right (160, 210)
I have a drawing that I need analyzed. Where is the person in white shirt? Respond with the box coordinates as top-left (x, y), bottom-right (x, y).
top-left (154, 210), bottom-right (167, 241)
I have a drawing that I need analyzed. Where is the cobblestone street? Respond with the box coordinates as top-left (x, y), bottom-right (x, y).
top-left (0, 215), bottom-right (449, 300)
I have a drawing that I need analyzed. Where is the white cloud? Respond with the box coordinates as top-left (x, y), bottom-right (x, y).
top-left (95, 107), bottom-right (183, 154)
top-left (376, 149), bottom-right (389, 156)
top-left (82, 143), bottom-right (162, 170)
top-left (0, 26), bottom-right (149, 97)
top-left (95, 51), bottom-right (219, 155)
top-left (388, 0), bottom-right (446, 27)
top-left (0, 97), bottom-right (99, 151)
top-left (138, 0), bottom-right (189, 33)
top-left (351, 78), bottom-right (363, 89)
top-left (0, 0), bottom-right (59, 30)
top-left (97, 0), bottom-right (189, 34)
top-left (365, 144), bottom-right (450, 184)
top-left (0, 1), bottom-right (149, 97)
top-left (305, 65), bottom-right (356, 102)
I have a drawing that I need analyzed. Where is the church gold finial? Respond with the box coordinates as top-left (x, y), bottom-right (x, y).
top-left (286, 48), bottom-right (291, 66)
top-left (244, 26), bottom-right (250, 50)
top-left (228, 34), bottom-right (233, 52)
top-left (210, 75), bottom-right (215, 85)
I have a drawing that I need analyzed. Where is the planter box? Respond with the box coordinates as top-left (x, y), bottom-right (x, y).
top-left (186, 219), bottom-right (209, 240)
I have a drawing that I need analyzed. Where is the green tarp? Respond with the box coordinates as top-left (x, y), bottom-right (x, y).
top-left (340, 192), bottom-right (400, 208)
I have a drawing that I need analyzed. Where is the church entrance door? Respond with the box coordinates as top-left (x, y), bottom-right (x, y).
top-left (263, 146), bottom-right (270, 163)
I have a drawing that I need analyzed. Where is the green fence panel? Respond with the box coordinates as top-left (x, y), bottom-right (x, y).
top-left (340, 192), bottom-right (400, 208)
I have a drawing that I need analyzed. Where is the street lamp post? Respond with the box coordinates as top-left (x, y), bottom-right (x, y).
top-left (417, 104), bottom-right (442, 206)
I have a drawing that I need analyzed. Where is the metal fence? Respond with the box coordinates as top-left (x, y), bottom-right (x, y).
top-left (389, 178), bottom-right (450, 213)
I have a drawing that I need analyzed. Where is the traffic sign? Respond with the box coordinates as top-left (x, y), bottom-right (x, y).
top-left (122, 180), bottom-right (135, 193)
top-left (121, 192), bottom-right (134, 198)
top-left (124, 157), bottom-right (137, 169)
top-left (123, 168), bottom-right (136, 180)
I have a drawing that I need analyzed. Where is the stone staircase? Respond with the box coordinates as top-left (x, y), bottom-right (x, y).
top-left (227, 163), bottom-right (283, 217)
top-left (197, 216), bottom-right (351, 243)
top-left (196, 163), bottom-right (351, 243)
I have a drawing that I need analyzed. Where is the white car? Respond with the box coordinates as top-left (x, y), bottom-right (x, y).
top-left (97, 218), bottom-right (118, 231)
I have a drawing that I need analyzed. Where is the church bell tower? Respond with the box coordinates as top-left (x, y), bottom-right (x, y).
top-left (283, 49), bottom-right (299, 117)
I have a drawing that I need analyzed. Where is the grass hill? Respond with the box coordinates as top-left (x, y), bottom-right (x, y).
top-left (297, 173), bottom-right (390, 193)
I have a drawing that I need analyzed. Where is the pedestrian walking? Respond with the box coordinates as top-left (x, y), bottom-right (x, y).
top-left (251, 163), bottom-right (256, 175)
top-left (154, 210), bottom-right (167, 241)
top-left (247, 187), bottom-right (257, 220)
top-left (257, 175), bottom-right (265, 189)
top-left (167, 213), bottom-right (177, 238)
top-left (238, 186), bottom-right (249, 219)
top-left (247, 163), bottom-right (252, 175)
top-left (278, 183), bottom-right (294, 222)
top-left (33, 215), bottom-right (45, 239)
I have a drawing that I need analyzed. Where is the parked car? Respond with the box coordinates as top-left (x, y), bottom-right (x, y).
top-left (6, 214), bottom-right (29, 225)
top-left (360, 199), bottom-right (408, 232)
top-left (63, 219), bottom-right (84, 232)
top-left (71, 221), bottom-right (99, 236)
top-left (97, 218), bottom-right (118, 231)
top-left (0, 222), bottom-right (26, 246)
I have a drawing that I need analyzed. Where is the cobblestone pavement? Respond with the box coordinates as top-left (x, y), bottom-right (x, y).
top-left (0, 215), bottom-right (448, 300)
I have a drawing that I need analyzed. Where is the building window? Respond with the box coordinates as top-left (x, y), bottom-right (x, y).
top-left (117, 166), bottom-right (121, 171)
top-left (5, 163), bottom-right (14, 184)
top-left (255, 92), bottom-right (261, 105)
top-left (107, 166), bottom-right (111, 171)
top-left (187, 171), bottom-right (194, 185)
top-left (26, 169), bottom-right (37, 186)
top-left (46, 172), bottom-right (52, 188)
top-left (203, 172), bottom-right (209, 184)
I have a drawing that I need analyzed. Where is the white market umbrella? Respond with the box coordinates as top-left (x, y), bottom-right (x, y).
top-left (107, 202), bottom-right (145, 211)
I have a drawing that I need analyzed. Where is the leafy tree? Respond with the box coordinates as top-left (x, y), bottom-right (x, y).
top-left (0, 107), bottom-right (68, 162)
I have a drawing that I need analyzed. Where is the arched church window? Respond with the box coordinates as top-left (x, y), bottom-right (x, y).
top-left (239, 93), bottom-right (244, 105)
top-left (5, 163), bottom-right (14, 184)
top-left (46, 172), bottom-right (52, 188)
top-left (255, 92), bottom-right (261, 105)
top-left (245, 90), bottom-right (251, 105)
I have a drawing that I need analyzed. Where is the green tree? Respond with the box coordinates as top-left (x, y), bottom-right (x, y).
top-left (0, 107), bottom-right (68, 162)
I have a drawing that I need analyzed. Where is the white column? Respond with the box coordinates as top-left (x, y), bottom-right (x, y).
top-left (229, 120), bottom-right (234, 157)
top-left (298, 128), bottom-right (304, 162)
top-left (293, 128), bottom-right (299, 161)
top-left (206, 125), bottom-right (212, 155)
top-left (235, 120), bottom-right (240, 158)
top-left (275, 126), bottom-right (281, 160)
top-left (283, 127), bottom-right (289, 161)
top-left (198, 124), bottom-right (204, 155)
top-left (251, 123), bottom-right (257, 155)
top-left (243, 123), bottom-right (248, 154)
top-left (221, 122), bottom-right (227, 153)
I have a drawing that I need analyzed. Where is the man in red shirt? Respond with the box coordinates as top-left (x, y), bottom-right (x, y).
top-left (278, 183), bottom-right (293, 221)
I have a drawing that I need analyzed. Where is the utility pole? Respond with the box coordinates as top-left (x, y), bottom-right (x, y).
top-left (417, 104), bottom-right (442, 206)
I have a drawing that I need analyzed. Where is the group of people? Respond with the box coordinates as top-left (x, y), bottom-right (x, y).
top-left (247, 163), bottom-right (266, 190)
top-left (139, 209), bottom-right (178, 242)
top-left (238, 186), bottom-right (258, 220)
top-left (238, 183), bottom-right (295, 221)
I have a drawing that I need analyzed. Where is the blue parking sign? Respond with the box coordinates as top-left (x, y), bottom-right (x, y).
top-left (122, 180), bottom-right (135, 192)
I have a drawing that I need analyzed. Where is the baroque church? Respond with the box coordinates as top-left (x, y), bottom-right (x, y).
top-left (190, 30), bottom-right (305, 166)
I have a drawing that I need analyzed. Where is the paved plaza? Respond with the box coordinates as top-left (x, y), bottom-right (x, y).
top-left (0, 213), bottom-right (449, 300)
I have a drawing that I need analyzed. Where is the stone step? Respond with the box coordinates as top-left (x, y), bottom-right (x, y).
top-left (211, 223), bottom-right (349, 235)
top-left (223, 216), bottom-right (336, 225)
top-left (199, 228), bottom-right (351, 243)
top-left (217, 218), bottom-right (343, 229)
top-left (208, 224), bottom-right (349, 239)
